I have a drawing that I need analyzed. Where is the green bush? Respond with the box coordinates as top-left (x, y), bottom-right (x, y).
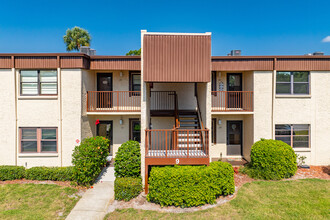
top-left (114, 177), bottom-right (142, 201)
top-left (147, 161), bottom-right (235, 207)
top-left (247, 139), bottom-right (297, 180)
top-left (25, 166), bottom-right (74, 181)
top-left (72, 136), bottom-right (110, 186)
top-left (114, 140), bottom-right (141, 178)
top-left (0, 166), bottom-right (25, 180)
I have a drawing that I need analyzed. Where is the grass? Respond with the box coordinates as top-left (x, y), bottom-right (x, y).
top-left (0, 183), bottom-right (80, 220)
top-left (106, 179), bottom-right (330, 220)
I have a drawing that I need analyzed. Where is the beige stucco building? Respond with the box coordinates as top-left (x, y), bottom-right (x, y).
top-left (0, 31), bottom-right (329, 183)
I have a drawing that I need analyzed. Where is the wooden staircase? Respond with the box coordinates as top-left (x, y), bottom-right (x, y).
top-left (177, 110), bottom-right (202, 150)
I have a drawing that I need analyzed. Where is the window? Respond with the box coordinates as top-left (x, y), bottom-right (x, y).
top-left (276, 71), bottom-right (309, 95)
top-left (129, 72), bottom-right (141, 96)
top-left (20, 70), bottom-right (57, 95)
top-left (20, 128), bottom-right (57, 153)
top-left (275, 124), bottom-right (310, 148)
top-left (129, 119), bottom-right (141, 143)
top-left (212, 118), bottom-right (217, 144)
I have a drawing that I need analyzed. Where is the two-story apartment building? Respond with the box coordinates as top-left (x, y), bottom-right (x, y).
top-left (0, 30), bottom-right (329, 189)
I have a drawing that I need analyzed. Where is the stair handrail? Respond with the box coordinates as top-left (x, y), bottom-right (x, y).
top-left (195, 91), bottom-right (205, 130)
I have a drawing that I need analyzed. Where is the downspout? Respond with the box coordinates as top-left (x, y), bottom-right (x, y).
top-left (271, 58), bottom-right (276, 139)
top-left (13, 56), bottom-right (17, 165)
top-left (57, 57), bottom-right (63, 167)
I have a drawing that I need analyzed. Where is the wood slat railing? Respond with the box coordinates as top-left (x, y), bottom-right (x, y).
top-left (150, 91), bottom-right (176, 111)
top-left (145, 129), bottom-right (209, 158)
top-left (211, 91), bottom-right (253, 112)
top-left (87, 91), bottom-right (141, 112)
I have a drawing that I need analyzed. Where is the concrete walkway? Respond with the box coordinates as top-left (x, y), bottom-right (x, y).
top-left (66, 167), bottom-right (115, 220)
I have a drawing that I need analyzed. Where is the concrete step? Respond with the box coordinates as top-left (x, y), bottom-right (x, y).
top-left (178, 133), bottom-right (200, 137)
top-left (180, 124), bottom-right (199, 127)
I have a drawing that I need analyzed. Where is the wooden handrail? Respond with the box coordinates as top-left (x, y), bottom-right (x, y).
top-left (211, 91), bottom-right (253, 112)
top-left (87, 91), bottom-right (141, 112)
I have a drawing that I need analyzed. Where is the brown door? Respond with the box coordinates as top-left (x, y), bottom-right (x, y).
top-left (97, 73), bottom-right (113, 108)
top-left (227, 121), bottom-right (242, 156)
top-left (227, 73), bottom-right (242, 109)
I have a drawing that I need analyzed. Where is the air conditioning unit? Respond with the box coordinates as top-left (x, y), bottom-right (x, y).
top-left (230, 50), bottom-right (241, 56)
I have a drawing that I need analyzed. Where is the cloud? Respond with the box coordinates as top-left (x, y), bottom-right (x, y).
top-left (322, 36), bottom-right (330, 42)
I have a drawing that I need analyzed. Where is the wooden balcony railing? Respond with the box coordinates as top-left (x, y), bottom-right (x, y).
top-left (211, 91), bottom-right (253, 112)
top-left (150, 91), bottom-right (177, 111)
top-left (87, 91), bottom-right (141, 112)
top-left (145, 129), bottom-right (209, 158)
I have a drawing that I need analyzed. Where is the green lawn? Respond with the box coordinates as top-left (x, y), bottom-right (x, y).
top-left (0, 184), bottom-right (80, 220)
top-left (107, 179), bottom-right (330, 220)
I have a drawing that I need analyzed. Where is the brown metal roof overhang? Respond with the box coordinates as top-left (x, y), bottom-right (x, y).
top-left (212, 56), bottom-right (330, 71)
top-left (0, 54), bottom-right (141, 70)
top-left (1, 53), bottom-right (330, 72)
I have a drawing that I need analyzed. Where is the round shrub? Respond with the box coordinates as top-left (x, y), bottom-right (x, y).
top-left (114, 177), bottom-right (142, 201)
top-left (147, 161), bottom-right (235, 207)
top-left (72, 136), bottom-right (110, 186)
top-left (248, 139), bottom-right (297, 180)
top-left (0, 166), bottom-right (25, 180)
top-left (114, 140), bottom-right (141, 178)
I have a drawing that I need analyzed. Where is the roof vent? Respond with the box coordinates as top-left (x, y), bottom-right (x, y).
top-left (228, 50), bottom-right (241, 56)
top-left (313, 51), bottom-right (324, 56)
top-left (80, 46), bottom-right (96, 56)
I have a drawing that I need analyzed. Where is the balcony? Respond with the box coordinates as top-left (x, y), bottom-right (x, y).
top-left (211, 91), bottom-right (253, 112)
top-left (87, 91), bottom-right (141, 112)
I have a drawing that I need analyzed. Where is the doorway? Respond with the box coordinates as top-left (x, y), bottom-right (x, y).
top-left (96, 120), bottom-right (113, 156)
top-left (227, 120), bottom-right (242, 156)
top-left (227, 73), bottom-right (242, 109)
top-left (97, 73), bottom-right (113, 108)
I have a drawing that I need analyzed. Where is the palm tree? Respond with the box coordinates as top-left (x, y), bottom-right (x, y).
top-left (63, 27), bottom-right (91, 51)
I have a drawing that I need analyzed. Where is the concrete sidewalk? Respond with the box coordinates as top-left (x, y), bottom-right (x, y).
top-left (66, 167), bottom-right (115, 220)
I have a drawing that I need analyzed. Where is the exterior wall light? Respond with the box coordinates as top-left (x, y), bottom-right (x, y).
top-left (119, 119), bottom-right (123, 125)
top-left (218, 119), bottom-right (222, 125)
top-left (120, 72), bottom-right (123, 77)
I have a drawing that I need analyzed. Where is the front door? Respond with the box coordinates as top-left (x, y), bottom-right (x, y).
top-left (227, 121), bottom-right (242, 156)
top-left (97, 121), bottom-right (113, 156)
top-left (227, 73), bottom-right (242, 109)
top-left (97, 73), bottom-right (113, 108)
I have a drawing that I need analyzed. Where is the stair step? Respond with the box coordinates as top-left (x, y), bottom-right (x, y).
top-left (178, 138), bottom-right (201, 142)
top-left (180, 124), bottom-right (198, 127)
top-left (179, 115), bottom-right (197, 118)
top-left (179, 119), bottom-right (198, 122)
top-left (178, 144), bottom-right (202, 147)
top-left (178, 133), bottom-right (200, 137)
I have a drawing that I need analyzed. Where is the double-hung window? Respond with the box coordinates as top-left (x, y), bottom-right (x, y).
top-left (20, 70), bottom-right (57, 95)
top-left (275, 124), bottom-right (310, 148)
top-left (129, 72), bottom-right (141, 96)
top-left (276, 71), bottom-right (309, 95)
top-left (20, 128), bottom-right (57, 153)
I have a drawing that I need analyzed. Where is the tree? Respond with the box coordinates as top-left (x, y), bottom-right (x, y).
top-left (126, 48), bottom-right (141, 56)
top-left (63, 26), bottom-right (91, 51)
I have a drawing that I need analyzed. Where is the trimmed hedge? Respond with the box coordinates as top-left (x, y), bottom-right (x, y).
top-left (25, 166), bottom-right (74, 181)
top-left (72, 136), bottom-right (110, 186)
top-left (147, 161), bottom-right (235, 207)
top-left (114, 177), bottom-right (142, 201)
top-left (114, 140), bottom-right (141, 178)
top-left (0, 166), bottom-right (25, 180)
top-left (247, 139), bottom-right (297, 180)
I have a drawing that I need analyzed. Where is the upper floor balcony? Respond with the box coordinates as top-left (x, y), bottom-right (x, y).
top-left (211, 91), bottom-right (253, 112)
top-left (87, 91), bottom-right (141, 112)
